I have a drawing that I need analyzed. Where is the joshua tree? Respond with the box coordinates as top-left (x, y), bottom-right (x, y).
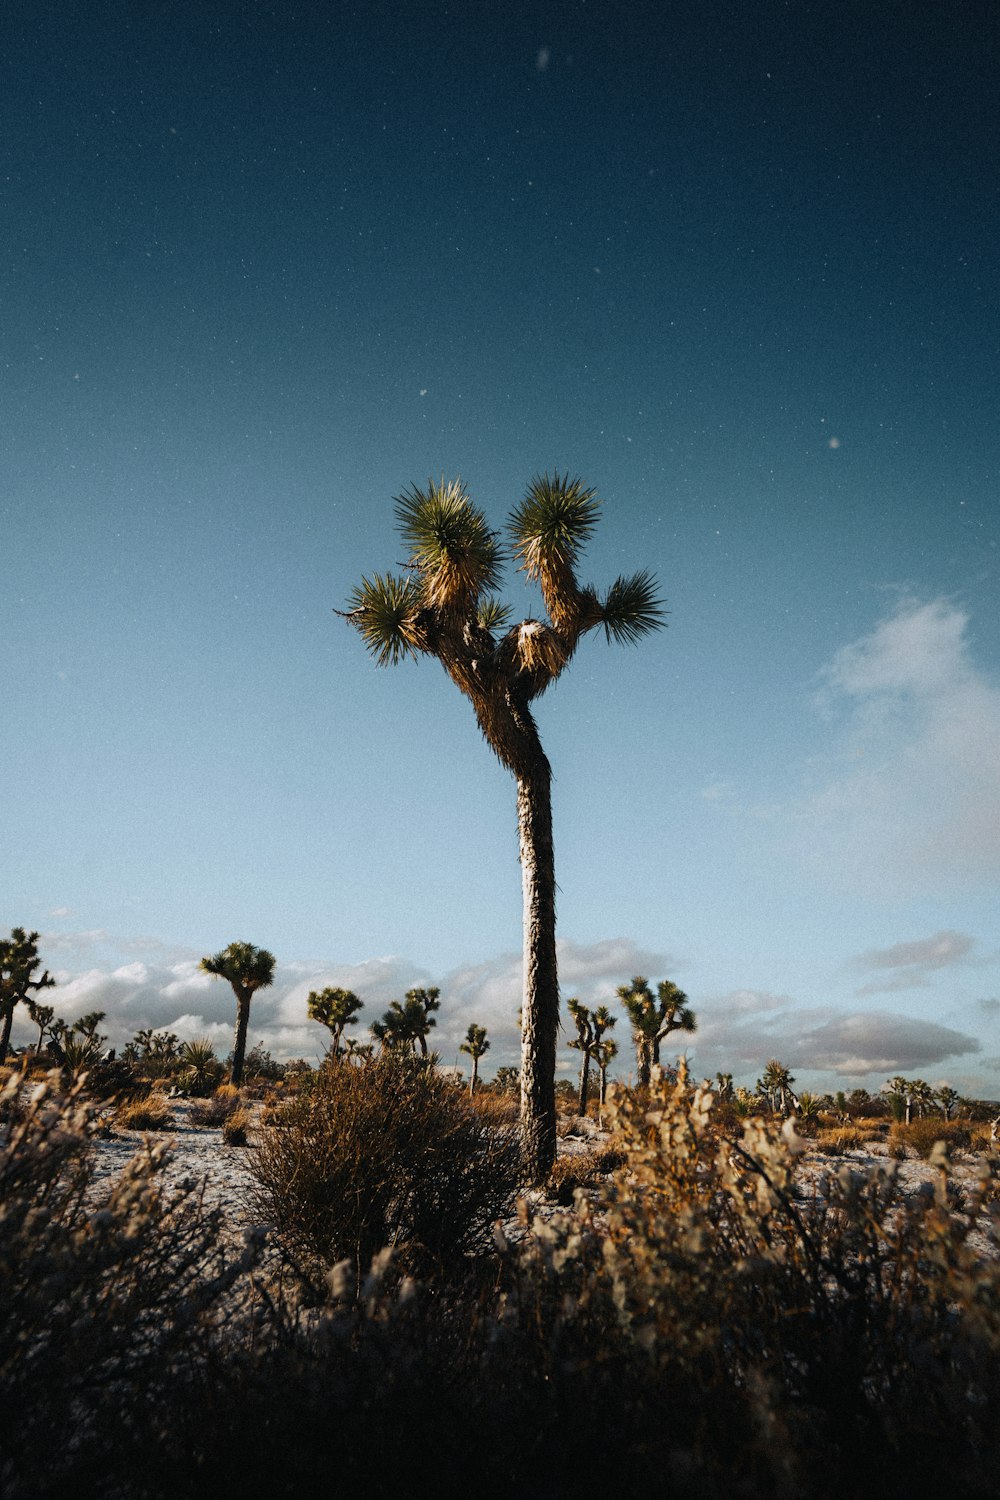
top-left (371, 987), bottom-right (441, 1057)
top-left (0, 928), bottom-right (56, 1066)
top-left (342, 1036), bottom-right (373, 1063)
top-left (616, 976), bottom-right (696, 1090)
top-left (566, 998), bottom-right (616, 1114)
top-left (759, 1058), bottom-right (796, 1115)
top-left (27, 1002), bottom-right (56, 1052)
top-left (343, 475), bottom-right (665, 1180)
top-left (595, 1037), bottom-right (617, 1109)
top-left (307, 987), bottom-right (364, 1058)
top-left (907, 1078), bottom-right (935, 1119)
top-left (492, 1065), bottom-right (520, 1095)
top-left (73, 1010), bottom-right (107, 1042)
top-left (936, 1084), bottom-right (960, 1121)
top-left (714, 1071), bottom-right (734, 1100)
top-left (199, 942), bottom-right (276, 1088)
top-left (459, 1023), bottom-right (490, 1096)
top-left (885, 1075), bottom-right (911, 1123)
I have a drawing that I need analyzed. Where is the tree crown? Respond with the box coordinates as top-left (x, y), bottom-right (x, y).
top-left (200, 942), bottom-right (276, 994)
top-left (345, 474), bottom-right (666, 772)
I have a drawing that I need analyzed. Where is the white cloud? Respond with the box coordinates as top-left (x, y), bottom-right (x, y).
top-left (15, 928), bottom-right (991, 1095)
top-left (854, 929), bottom-right (976, 993)
top-left (798, 597), bottom-right (1000, 895)
top-left (690, 989), bottom-right (981, 1084)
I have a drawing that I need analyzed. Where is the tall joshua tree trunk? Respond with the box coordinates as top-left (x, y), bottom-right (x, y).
top-left (231, 989), bottom-right (252, 1087)
top-left (517, 757), bottom-right (559, 1179)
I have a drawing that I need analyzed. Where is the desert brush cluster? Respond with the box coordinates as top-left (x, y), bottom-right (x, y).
top-left (4, 1054), bottom-right (1000, 1498)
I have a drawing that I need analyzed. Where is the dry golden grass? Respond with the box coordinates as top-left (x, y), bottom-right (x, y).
top-left (221, 1107), bottom-right (251, 1146)
top-left (114, 1094), bottom-right (174, 1132)
top-left (468, 1089), bottom-right (519, 1126)
top-left (890, 1118), bottom-right (974, 1159)
top-left (547, 1144), bottom-right (627, 1203)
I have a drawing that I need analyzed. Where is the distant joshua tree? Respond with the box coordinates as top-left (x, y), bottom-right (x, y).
top-left (307, 987), bottom-right (364, 1058)
top-left (616, 976), bottom-right (696, 1090)
top-left (27, 1002), bottom-right (56, 1052)
top-left (759, 1058), bottom-right (796, 1116)
top-left (343, 474), bottom-right (665, 1181)
top-left (595, 1037), bottom-right (618, 1109)
top-left (199, 942), bottom-right (276, 1088)
top-left (459, 1023), bottom-right (490, 1096)
top-left (714, 1071), bottom-right (734, 1100)
top-left (566, 998), bottom-right (616, 1114)
top-left (0, 928), bottom-right (56, 1066)
top-left (492, 1065), bottom-right (520, 1095)
top-left (371, 987), bottom-right (441, 1057)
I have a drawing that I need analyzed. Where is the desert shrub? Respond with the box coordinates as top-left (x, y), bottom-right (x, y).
top-left (222, 1106), bottom-right (251, 1146)
top-left (259, 1091), bottom-right (300, 1127)
top-left (816, 1125), bottom-right (868, 1156)
top-left (189, 1086), bottom-right (242, 1128)
top-left (496, 1071), bottom-right (1000, 1496)
top-left (891, 1117), bottom-right (974, 1160)
top-left (0, 1073), bottom-right (262, 1499)
top-left (245, 1051), bottom-right (523, 1284)
top-left (547, 1144), bottom-right (627, 1204)
top-left (115, 1092), bottom-right (174, 1131)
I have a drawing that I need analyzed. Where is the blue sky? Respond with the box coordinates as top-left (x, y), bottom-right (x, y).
top-left (3, 0), bottom-right (998, 1095)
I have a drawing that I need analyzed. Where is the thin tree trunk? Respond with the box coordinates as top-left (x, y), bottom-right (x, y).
top-left (517, 759), bottom-right (558, 1184)
top-left (0, 1002), bottom-right (14, 1066)
top-left (469, 1057), bottom-right (479, 1097)
top-left (578, 1051), bottom-right (591, 1115)
top-left (634, 1031), bottom-right (651, 1090)
top-left (231, 990), bottom-right (251, 1087)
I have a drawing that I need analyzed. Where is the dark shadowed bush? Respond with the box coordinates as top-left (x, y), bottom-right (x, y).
top-left (245, 1052), bottom-right (523, 1283)
top-left (0, 1073), bottom-right (261, 1500)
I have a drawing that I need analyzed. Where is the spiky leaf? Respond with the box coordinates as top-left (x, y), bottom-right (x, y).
top-left (346, 572), bottom-right (422, 665)
top-left (476, 595), bottom-right (513, 633)
top-left (601, 570), bottom-right (667, 644)
top-left (395, 478), bottom-right (504, 606)
top-left (508, 473), bottom-right (602, 579)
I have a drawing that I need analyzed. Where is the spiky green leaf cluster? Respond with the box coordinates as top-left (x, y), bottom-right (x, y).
top-left (601, 570), bottom-right (667, 644)
top-left (347, 572), bottom-right (421, 665)
top-left (395, 478), bottom-right (504, 599)
top-left (508, 472), bottom-right (602, 578)
top-left (476, 596), bottom-right (513, 633)
top-left (200, 942), bottom-right (276, 993)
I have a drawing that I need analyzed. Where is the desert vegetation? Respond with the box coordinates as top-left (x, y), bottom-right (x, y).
top-left (7, 922), bottom-right (1000, 1495)
top-left (5, 1063), bottom-right (1000, 1498)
